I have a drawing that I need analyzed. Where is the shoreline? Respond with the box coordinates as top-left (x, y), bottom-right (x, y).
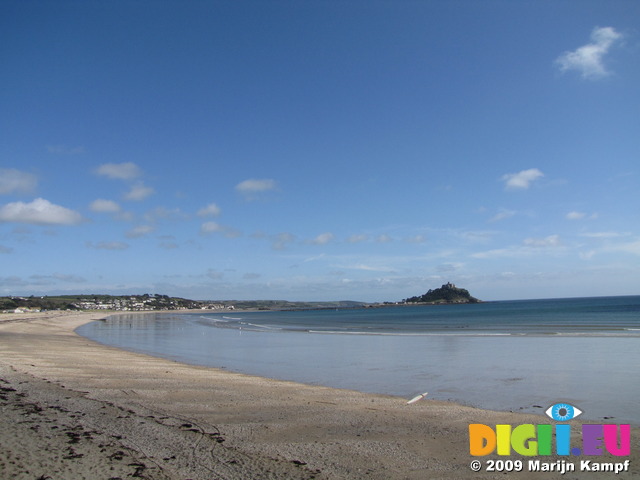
top-left (1, 311), bottom-right (638, 479)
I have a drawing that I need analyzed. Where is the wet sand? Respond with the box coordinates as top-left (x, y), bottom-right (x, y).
top-left (1, 311), bottom-right (637, 479)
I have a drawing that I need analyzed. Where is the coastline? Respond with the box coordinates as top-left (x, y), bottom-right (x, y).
top-left (1, 312), bottom-right (638, 479)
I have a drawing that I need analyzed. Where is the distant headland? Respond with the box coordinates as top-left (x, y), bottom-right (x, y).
top-left (402, 282), bottom-right (480, 305)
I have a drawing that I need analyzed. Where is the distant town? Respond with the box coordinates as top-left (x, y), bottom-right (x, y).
top-left (0, 294), bottom-right (369, 314)
top-left (1, 283), bottom-right (479, 314)
top-left (1, 294), bottom-right (232, 313)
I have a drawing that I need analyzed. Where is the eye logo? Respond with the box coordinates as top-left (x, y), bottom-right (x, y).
top-left (545, 403), bottom-right (582, 421)
top-left (470, 402), bottom-right (631, 457)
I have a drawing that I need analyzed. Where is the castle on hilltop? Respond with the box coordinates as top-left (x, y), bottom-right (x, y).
top-left (403, 282), bottom-right (480, 304)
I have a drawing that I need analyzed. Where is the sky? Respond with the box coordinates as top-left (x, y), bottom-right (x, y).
top-left (1, 0), bottom-right (639, 302)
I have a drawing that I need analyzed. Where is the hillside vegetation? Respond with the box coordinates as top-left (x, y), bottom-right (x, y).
top-left (403, 283), bottom-right (480, 304)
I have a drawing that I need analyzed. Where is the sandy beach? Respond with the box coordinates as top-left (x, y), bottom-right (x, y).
top-left (1, 312), bottom-right (637, 479)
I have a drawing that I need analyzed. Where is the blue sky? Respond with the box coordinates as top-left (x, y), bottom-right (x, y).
top-left (1, 1), bottom-right (639, 302)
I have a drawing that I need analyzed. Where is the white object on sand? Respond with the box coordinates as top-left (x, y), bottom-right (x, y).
top-left (407, 392), bottom-right (428, 404)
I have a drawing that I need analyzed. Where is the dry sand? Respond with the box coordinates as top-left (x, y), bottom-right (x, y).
top-left (0, 311), bottom-right (637, 479)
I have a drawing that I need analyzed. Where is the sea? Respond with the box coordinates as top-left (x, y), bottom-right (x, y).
top-left (76, 295), bottom-right (640, 425)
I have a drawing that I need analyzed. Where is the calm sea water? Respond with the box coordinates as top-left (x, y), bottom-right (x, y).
top-left (77, 296), bottom-right (640, 424)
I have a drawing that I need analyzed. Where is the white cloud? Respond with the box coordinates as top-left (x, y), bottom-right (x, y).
top-left (96, 162), bottom-right (142, 180)
top-left (501, 168), bottom-right (544, 190)
top-left (376, 234), bottom-right (393, 243)
top-left (90, 199), bottom-right (121, 213)
top-left (95, 163), bottom-right (153, 202)
top-left (339, 263), bottom-right (396, 273)
top-left (303, 253), bottom-right (326, 263)
top-left (567, 211), bottom-right (598, 221)
top-left (523, 234), bottom-right (561, 247)
top-left (124, 182), bottom-right (154, 201)
top-left (144, 206), bottom-right (186, 222)
top-left (580, 231), bottom-right (624, 239)
top-left (472, 235), bottom-right (562, 259)
top-left (405, 235), bottom-right (426, 244)
top-left (224, 227), bottom-right (242, 238)
top-left (0, 198), bottom-right (83, 225)
top-left (126, 225), bottom-right (155, 238)
top-left (347, 234), bottom-right (369, 243)
top-left (566, 211), bottom-right (586, 220)
top-left (0, 168), bottom-right (37, 195)
top-left (197, 203), bottom-right (222, 217)
top-left (271, 232), bottom-right (296, 250)
top-left (309, 232), bottom-right (334, 245)
top-left (235, 178), bottom-right (277, 197)
top-left (200, 221), bottom-right (241, 238)
top-left (606, 238), bottom-right (640, 256)
top-left (115, 210), bottom-right (135, 222)
top-left (471, 247), bottom-right (527, 259)
top-left (86, 241), bottom-right (129, 250)
top-left (460, 230), bottom-right (496, 243)
top-left (200, 221), bottom-right (223, 234)
top-left (578, 236), bottom-right (640, 259)
top-left (556, 26), bottom-right (623, 79)
top-left (490, 209), bottom-right (516, 222)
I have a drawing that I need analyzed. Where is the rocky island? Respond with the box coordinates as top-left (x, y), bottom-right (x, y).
top-left (403, 282), bottom-right (480, 305)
